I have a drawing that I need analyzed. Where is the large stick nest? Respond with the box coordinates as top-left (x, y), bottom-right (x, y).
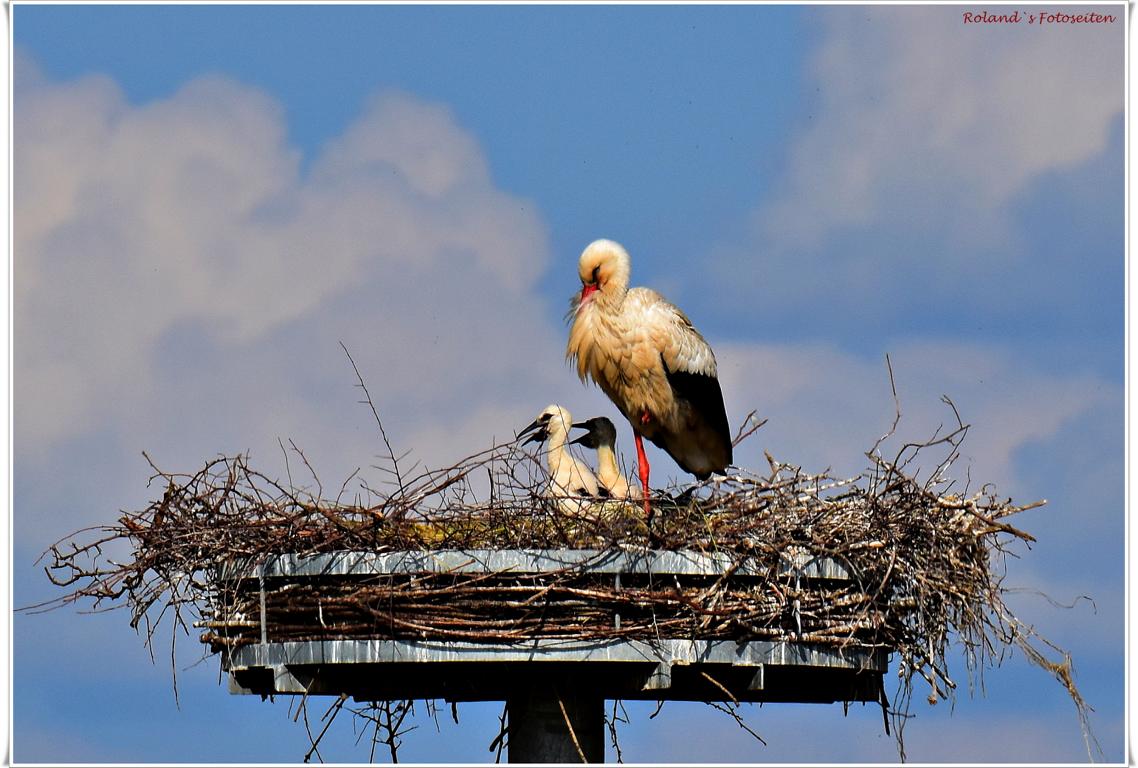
top-left (32, 401), bottom-right (1099, 760)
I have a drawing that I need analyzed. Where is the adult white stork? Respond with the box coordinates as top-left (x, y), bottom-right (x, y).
top-left (566, 239), bottom-right (732, 519)
top-left (569, 417), bottom-right (641, 500)
top-left (518, 404), bottom-right (601, 516)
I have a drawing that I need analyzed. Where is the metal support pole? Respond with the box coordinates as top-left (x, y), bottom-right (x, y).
top-left (507, 687), bottom-right (604, 763)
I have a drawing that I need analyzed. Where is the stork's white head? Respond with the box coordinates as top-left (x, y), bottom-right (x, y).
top-left (519, 404), bottom-right (574, 445)
top-left (577, 239), bottom-right (631, 307)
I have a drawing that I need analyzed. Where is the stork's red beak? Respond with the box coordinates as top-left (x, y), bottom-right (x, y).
top-left (580, 283), bottom-right (598, 302)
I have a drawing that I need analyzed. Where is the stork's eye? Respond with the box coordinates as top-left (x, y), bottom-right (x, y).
top-left (591, 265), bottom-right (601, 284)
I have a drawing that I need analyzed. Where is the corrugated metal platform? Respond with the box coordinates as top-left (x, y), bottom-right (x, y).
top-left (219, 548), bottom-right (888, 705)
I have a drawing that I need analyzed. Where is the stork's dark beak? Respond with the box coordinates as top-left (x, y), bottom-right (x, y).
top-left (569, 422), bottom-right (598, 449)
top-left (517, 418), bottom-right (547, 445)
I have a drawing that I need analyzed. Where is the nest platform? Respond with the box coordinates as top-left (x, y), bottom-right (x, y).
top-left (218, 548), bottom-right (887, 706)
top-left (37, 424), bottom-right (1097, 761)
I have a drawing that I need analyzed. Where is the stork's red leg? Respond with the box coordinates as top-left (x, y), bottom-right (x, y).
top-left (634, 432), bottom-right (651, 520)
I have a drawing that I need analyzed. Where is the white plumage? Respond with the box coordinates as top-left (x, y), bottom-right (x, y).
top-left (519, 404), bottom-right (600, 516)
top-left (566, 239), bottom-right (732, 518)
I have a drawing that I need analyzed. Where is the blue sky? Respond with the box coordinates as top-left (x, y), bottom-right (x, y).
top-left (10, 3), bottom-right (1126, 763)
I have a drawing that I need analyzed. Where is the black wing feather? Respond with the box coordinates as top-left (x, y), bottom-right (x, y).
top-left (661, 358), bottom-right (733, 476)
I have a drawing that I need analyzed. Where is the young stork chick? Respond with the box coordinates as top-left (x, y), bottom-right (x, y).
top-left (566, 239), bottom-right (732, 520)
top-left (518, 404), bottom-right (600, 516)
top-left (570, 417), bottom-right (642, 500)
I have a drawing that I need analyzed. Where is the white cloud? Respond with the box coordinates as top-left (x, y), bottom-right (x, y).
top-left (760, 6), bottom-right (1122, 252)
top-left (15, 66), bottom-right (552, 462)
top-left (315, 93), bottom-right (489, 200)
top-left (716, 339), bottom-right (1113, 493)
